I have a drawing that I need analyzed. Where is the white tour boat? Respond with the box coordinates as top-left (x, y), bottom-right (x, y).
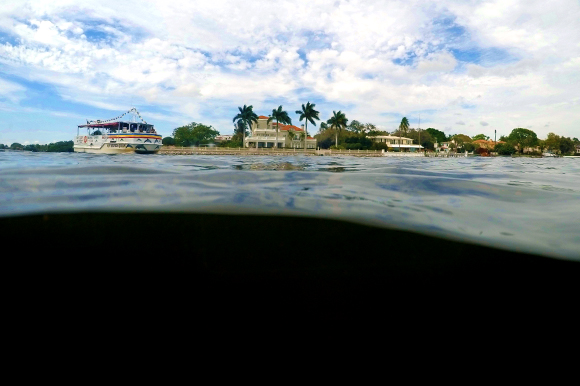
top-left (74, 108), bottom-right (163, 154)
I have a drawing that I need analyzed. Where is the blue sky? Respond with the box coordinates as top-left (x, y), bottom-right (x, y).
top-left (1, 0), bottom-right (579, 145)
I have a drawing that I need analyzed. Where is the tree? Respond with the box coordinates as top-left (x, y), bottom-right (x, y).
top-left (450, 134), bottom-right (472, 148)
top-left (172, 122), bottom-right (219, 147)
top-left (233, 120), bottom-right (248, 142)
top-left (327, 110), bottom-right (348, 147)
top-left (162, 137), bottom-right (175, 146)
top-left (494, 143), bottom-right (516, 155)
top-left (425, 128), bottom-right (447, 144)
top-left (296, 132), bottom-right (305, 148)
top-left (47, 141), bottom-right (74, 152)
top-left (544, 133), bottom-right (560, 152)
top-left (397, 117), bottom-right (410, 152)
top-left (507, 128), bottom-right (538, 154)
top-left (233, 105), bottom-right (258, 148)
top-left (348, 120), bottom-right (364, 133)
top-left (267, 105), bottom-right (292, 148)
top-left (463, 142), bottom-right (476, 152)
top-left (363, 123), bottom-right (378, 134)
top-left (287, 130), bottom-right (296, 148)
top-left (559, 137), bottom-right (575, 155)
top-left (10, 143), bottom-right (23, 150)
top-left (472, 134), bottom-right (489, 141)
top-left (295, 102), bottom-right (320, 150)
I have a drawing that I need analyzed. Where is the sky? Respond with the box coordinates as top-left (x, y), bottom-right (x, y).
top-left (0, 0), bottom-right (579, 145)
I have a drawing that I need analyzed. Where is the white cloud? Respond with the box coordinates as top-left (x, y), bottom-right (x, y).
top-left (0, 0), bottom-right (578, 141)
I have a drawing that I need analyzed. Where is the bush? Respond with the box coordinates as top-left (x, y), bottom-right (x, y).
top-left (217, 140), bottom-right (243, 148)
top-left (494, 143), bottom-right (516, 155)
top-left (330, 145), bottom-right (346, 150)
top-left (370, 142), bottom-right (389, 151)
top-left (463, 143), bottom-right (476, 152)
top-left (475, 147), bottom-right (489, 155)
top-left (317, 138), bottom-right (333, 149)
top-left (346, 143), bottom-right (362, 150)
top-left (162, 137), bottom-right (175, 146)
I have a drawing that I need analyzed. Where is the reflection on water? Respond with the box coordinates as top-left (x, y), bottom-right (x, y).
top-left (1, 151), bottom-right (579, 260)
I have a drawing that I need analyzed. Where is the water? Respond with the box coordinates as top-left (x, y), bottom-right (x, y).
top-left (1, 150), bottom-right (579, 260)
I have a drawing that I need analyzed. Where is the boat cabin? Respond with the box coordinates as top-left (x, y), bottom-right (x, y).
top-left (77, 122), bottom-right (157, 136)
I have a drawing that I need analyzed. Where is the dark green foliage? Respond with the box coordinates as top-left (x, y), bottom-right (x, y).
top-left (173, 122), bottom-right (219, 147)
top-left (507, 128), bottom-right (538, 153)
top-left (23, 144), bottom-right (39, 152)
top-left (47, 141), bottom-right (74, 152)
top-left (472, 134), bottom-right (489, 141)
top-left (317, 137), bottom-right (333, 149)
top-left (494, 143), bottom-right (516, 155)
top-left (93, 130), bottom-right (102, 136)
top-left (162, 137), bottom-right (175, 146)
top-left (422, 141), bottom-right (435, 151)
top-left (344, 134), bottom-right (373, 150)
top-left (558, 137), bottom-right (575, 155)
top-left (463, 143), bottom-right (476, 152)
top-left (450, 134), bottom-right (472, 145)
top-left (8, 141), bottom-right (73, 152)
top-left (217, 139), bottom-right (243, 148)
top-left (399, 117), bottom-right (410, 135)
top-left (233, 120), bottom-right (249, 139)
top-left (370, 142), bottom-right (389, 151)
top-left (425, 128), bottom-right (447, 143)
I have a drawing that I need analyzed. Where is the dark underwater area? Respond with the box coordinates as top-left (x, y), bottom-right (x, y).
top-left (4, 212), bottom-right (579, 326)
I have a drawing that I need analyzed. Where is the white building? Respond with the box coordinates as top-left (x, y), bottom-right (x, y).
top-left (244, 115), bottom-right (317, 149)
top-left (368, 135), bottom-right (424, 152)
top-left (214, 135), bottom-right (233, 142)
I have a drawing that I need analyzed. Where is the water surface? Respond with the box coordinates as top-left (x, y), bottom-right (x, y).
top-left (1, 151), bottom-right (579, 260)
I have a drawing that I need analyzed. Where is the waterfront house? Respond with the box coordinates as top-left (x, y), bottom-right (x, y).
top-left (368, 135), bottom-right (423, 152)
top-left (434, 140), bottom-right (454, 153)
top-left (245, 115), bottom-right (317, 149)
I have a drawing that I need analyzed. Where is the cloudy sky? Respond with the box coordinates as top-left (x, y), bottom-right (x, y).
top-left (0, 0), bottom-right (579, 145)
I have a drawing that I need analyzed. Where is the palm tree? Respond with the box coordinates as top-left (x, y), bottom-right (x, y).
top-left (295, 102), bottom-right (320, 150)
top-left (233, 105), bottom-right (258, 148)
top-left (327, 110), bottom-right (348, 147)
top-left (287, 130), bottom-right (296, 148)
top-left (399, 117), bottom-right (410, 152)
top-left (296, 132), bottom-right (305, 148)
top-left (267, 105), bottom-right (292, 148)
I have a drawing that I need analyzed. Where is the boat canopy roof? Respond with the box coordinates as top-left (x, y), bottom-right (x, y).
top-left (78, 121), bottom-right (154, 128)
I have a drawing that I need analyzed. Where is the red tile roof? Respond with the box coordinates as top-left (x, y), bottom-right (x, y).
top-left (258, 115), bottom-right (269, 119)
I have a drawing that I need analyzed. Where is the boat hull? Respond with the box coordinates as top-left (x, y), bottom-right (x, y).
top-left (73, 134), bottom-right (163, 154)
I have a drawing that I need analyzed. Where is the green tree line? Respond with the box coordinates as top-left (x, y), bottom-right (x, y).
top-left (1, 141), bottom-right (74, 152)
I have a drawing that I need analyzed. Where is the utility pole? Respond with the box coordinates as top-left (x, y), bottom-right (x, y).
top-left (495, 129), bottom-right (497, 144)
